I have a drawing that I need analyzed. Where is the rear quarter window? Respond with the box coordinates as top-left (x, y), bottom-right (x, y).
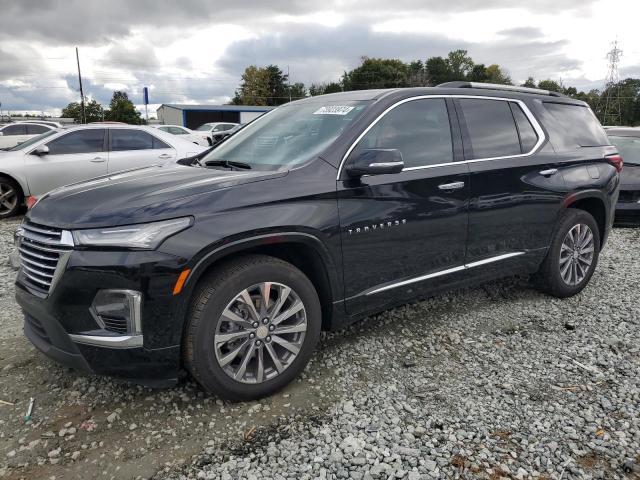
top-left (542, 103), bottom-right (609, 148)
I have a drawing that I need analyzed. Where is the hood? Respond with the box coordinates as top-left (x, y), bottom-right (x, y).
top-left (28, 163), bottom-right (285, 229)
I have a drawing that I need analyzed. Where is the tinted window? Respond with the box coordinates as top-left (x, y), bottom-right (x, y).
top-left (26, 125), bottom-right (50, 135)
top-left (2, 125), bottom-right (26, 135)
top-left (510, 103), bottom-right (538, 152)
top-left (459, 99), bottom-right (521, 158)
top-left (608, 135), bottom-right (640, 165)
top-left (46, 129), bottom-right (105, 155)
top-left (543, 103), bottom-right (609, 147)
top-left (110, 129), bottom-right (168, 151)
top-left (169, 127), bottom-right (186, 135)
top-left (354, 98), bottom-right (452, 168)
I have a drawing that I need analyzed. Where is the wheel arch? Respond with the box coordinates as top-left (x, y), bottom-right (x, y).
top-left (0, 171), bottom-right (28, 199)
top-left (563, 191), bottom-right (608, 249)
top-left (178, 232), bottom-right (342, 333)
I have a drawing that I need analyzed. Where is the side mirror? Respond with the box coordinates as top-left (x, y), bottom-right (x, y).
top-left (32, 145), bottom-right (49, 156)
top-left (346, 149), bottom-right (404, 178)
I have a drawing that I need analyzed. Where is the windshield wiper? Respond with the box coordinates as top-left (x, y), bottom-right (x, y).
top-left (203, 159), bottom-right (252, 170)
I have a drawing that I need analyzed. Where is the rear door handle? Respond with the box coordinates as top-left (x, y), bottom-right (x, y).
top-left (539, 168), bottom-right (558, 176)
top-left (438, 181), bottom-right (465, 191)
top-left (158, 154), bottom-right (172, 159)
top-left (90, 157), bottom-right (106, 163)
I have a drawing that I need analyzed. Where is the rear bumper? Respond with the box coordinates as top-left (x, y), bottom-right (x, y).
top-left (615, 193), bottom-right (640, 226)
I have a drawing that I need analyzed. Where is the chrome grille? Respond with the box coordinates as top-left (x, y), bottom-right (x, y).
top-left (18, 222), bottom-right (73, 294)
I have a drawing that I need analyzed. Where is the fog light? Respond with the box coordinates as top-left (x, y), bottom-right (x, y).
top-left (90, 290), bottom-right (142, 336)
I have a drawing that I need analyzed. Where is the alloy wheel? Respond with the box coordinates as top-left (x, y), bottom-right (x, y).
top-left (0, 182), bottom-right (18, 215)
top-left (214, 282), bottom-right (307, 384)
top-left (559, 223), bottom-right (595, 286)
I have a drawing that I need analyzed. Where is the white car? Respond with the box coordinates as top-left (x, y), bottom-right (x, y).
top-left (194, 122), bottom-right (239, 145)
top-left (0, 125), bottom-right (207, 218)
top-left (153, 124), bottom-right (209, 146)
top-left (19, 120), bottom-right (66, 129)
top-left (0, 123), bottom-right (57, 150)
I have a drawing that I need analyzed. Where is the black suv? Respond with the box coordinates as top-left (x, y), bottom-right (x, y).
top-left (16, 83), bottom-right (620, 400)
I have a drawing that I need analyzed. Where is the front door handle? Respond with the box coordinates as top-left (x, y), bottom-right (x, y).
top-left (438, 181), bottom-right (465, 191)
top-left (539, 168), bottom-right (558, 176)
top-left (158, 154), bottom-right (172, 159)
top-left (90, 157), bottom-right (106, 163)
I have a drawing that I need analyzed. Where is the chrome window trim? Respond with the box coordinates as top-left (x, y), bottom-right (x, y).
top-left (365, 252), bottom-right (524, 296)
top-left (336, 95), bottom-right (546, 179)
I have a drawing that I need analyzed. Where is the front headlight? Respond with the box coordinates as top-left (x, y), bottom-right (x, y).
top-left (72, 217), bottom-right (193, 249)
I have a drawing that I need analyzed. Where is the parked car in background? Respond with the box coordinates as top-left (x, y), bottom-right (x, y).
top-left (0, 125), bottom-right (206, 217)
top-left (15, 83), bottom-right (620, 400)
top-left (153, 124), bottom-right (209, 146)
top-left (606, 126), bottom-right (640, 225)
top-left (194, 122), bottom-right (239, 145)
top-left (19, 120), bottom-right (65, 129)
top-left (0, 123), bottom-right (58, 150)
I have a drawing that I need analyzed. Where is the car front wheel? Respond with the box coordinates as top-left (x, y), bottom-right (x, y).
top-left (183, 255), bottom-right (321, 400)
top-left (0, 177), bottom-right (23, 218)
top-left (533, 209), bottom-right (600, 298)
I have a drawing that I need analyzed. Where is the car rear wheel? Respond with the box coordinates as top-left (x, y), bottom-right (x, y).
top-left (0, 177), bottom-right (23, 218)
top-left (533, 209), bottom-right (600, 298)
top-left (183, 255), bottom-right (321, 400)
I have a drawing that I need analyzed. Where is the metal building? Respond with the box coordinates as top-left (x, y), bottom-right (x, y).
top-left (156, 104), bottom-right (273, 129)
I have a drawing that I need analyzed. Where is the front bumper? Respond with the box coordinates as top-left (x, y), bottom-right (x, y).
top-left (15, 248), bottom-right (188, 387)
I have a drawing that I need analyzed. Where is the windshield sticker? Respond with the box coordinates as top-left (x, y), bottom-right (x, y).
top-left (313, 106), bottom-right (355, 115)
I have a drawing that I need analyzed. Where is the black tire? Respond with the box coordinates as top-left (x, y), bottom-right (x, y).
top-left (533, 209), bottom-right (600, 298)
top-left (183, 254), bottom-right (321, 401)
top-left (0, 176), bottom-right (23, 219)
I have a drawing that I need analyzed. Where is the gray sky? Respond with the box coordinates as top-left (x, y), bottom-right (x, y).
top-left (0, 0), bottom-right (638, 115)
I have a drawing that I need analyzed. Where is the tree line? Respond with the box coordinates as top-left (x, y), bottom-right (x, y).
top-left (61, 91), bottom-right (143, 124)
top-left (232, 50), bottom-right (640, 126)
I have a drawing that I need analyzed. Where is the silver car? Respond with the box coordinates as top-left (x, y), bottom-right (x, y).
top-left (0, 124), bottom-right (207, 217)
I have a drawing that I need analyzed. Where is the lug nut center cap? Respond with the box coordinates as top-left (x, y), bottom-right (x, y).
top-left (256, 325), bottom-right (269, 339)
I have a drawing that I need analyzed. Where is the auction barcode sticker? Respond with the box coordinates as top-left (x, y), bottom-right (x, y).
top-left (313, 106), bottom-right (355, 115)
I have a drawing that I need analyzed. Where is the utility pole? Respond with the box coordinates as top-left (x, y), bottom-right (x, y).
top-left (287, 65), bottom-right (292, 102)
top-left (598, 40), bottom-right (623, 126)
top-left (76, 47), bottom-right (86, 124)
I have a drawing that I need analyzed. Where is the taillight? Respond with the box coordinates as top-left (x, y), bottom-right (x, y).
top-left (606, 154), bottom-right (623, 173)
top-left (26, 196), bottom-right (38, 209)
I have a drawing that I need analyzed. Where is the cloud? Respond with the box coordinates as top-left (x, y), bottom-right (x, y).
top-left (102, 41), bottom-right (161, 71)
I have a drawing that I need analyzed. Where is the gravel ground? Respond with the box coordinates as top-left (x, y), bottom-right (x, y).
top-left (0, 216), bottom-right (638, 480)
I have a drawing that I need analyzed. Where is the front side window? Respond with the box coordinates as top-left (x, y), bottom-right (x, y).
top-left (459, 99), bottom-right (521, 158)
top-left (352, 98), bottom-right (453, 168)
top-left (26, 125), bottom-right (50, 135)
top-left (111, 129), bottom-right (160, 151)
top-left (202, 100), bottom-right (369, 170)
top-left (2, 125), bottom-right (26, 136)
top-left (46, 129), bottom-right (105, 155)
top-left (609, 135), bottom-right (640, 165)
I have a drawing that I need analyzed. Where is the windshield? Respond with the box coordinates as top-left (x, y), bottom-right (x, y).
top-left (196, 124), bottom-right (212, 131)
top-left (7, 129), bottom-right (58, 151)
top-left (609, 135), bottom-right (640, 165)
top-left (201, 101), bottom-right (369, 170)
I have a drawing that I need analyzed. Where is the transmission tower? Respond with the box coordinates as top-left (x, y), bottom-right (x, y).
top-left (598, 40), bottom-right (623, 126)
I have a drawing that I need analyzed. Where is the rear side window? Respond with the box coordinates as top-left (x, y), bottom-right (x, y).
top-left (353, 98), bottom-right (453, 168)
top-left (510, 104), bottom-right (538, 152)
top-left (46, 129), bottom-right (105, 155)
top-left (458, 99), bottom-right (521, 158)
top-left (26, 125), bottom-right (50, 135)
top-left (110, 129), bottom-right (170, 151)
top-left (543, 103), bottom-right (608, 147)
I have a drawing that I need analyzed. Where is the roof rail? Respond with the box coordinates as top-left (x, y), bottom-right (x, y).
top-left (437, 81), bottom-right (566, 97)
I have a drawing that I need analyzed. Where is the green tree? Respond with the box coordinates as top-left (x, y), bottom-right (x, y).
top-left (231, 65), bottom-right (292, 106)
top-left (288, 82), bottom-right (307, 101)
top-left (342, 57), bottom-right (409, 90)
top-left (61, 99), bottom-right (104, 123)
top-left (309, 82), bottom-right (342, 96)
top-left (407, 60), bottom-right (428, 86)
top-left (446, 49), bottom-right (474, 81)
top-left (484, 64), bottom-right (512, 85)
top-left (425, 56), bottom-right (451, 86)
top-left (104, 91), bottom-right (142, 124)
top-left (521, 77), bottom-right (537, 88)
top-left (468, 64), bottom-right (489, 82)
top-left (537, 79), bottom-right (563, 93)
top-left (265, 65), bottom-right (290, 106)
